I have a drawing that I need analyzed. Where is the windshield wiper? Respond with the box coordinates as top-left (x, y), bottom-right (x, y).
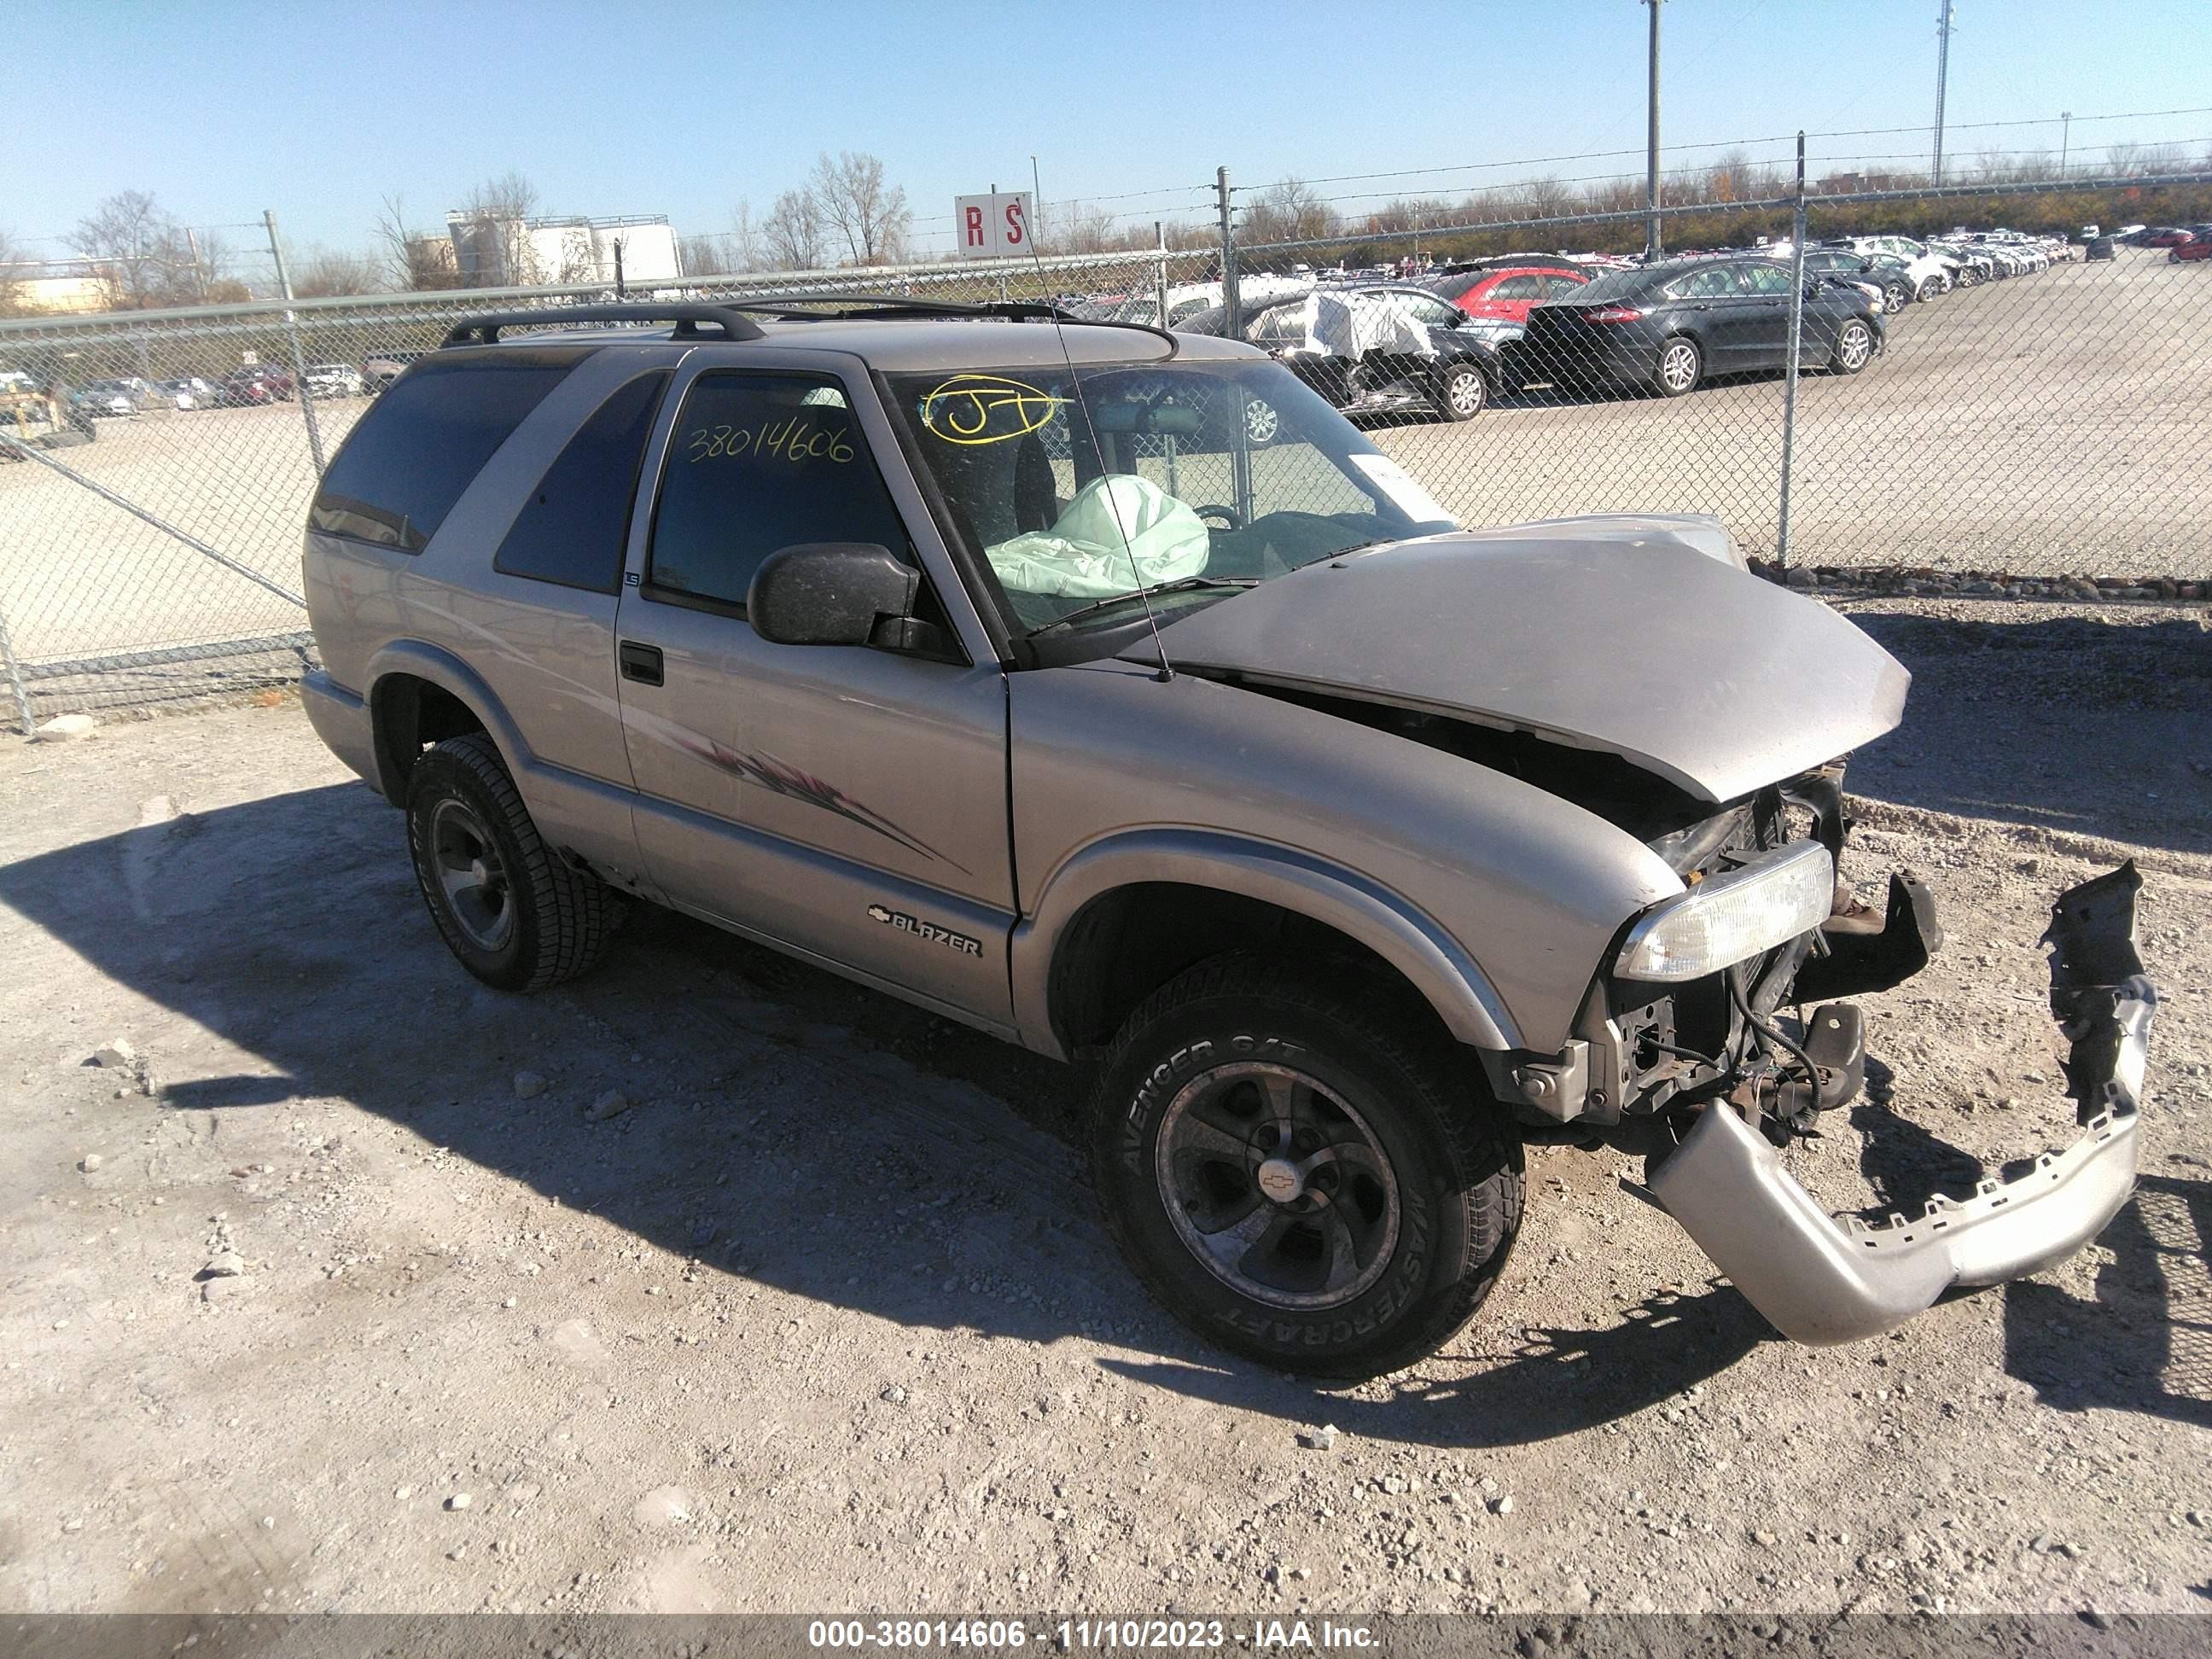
top-left (1030, 575), bottom-right (1260, 635)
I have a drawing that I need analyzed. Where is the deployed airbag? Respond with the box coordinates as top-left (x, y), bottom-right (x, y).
top-left (987, 474), bottom-right (1211, 598)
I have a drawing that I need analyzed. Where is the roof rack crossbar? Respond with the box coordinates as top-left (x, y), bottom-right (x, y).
top-left (441, 304), bottom-right (767, 346)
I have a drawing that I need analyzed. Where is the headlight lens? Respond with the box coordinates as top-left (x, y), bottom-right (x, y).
top-left (1615, 841), bottom-right (1835, 982)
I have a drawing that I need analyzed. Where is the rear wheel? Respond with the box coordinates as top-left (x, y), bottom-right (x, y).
top-left (1436, 361), bottom-right (1488, 421)
top-left (1882, 282), bottom-right (1909, 314)
top-left (1242, 396), bottom-right (1280, 447)
top-left (405, 733), bottom-right (619, 992)
top-left (1655, 335), bottom-right (1703, 398)
top-left (1088, 953), bottom-right (1524, 1378)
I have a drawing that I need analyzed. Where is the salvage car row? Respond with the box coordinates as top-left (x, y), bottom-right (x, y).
top-left (1061, 225), bottom-right (2091, 427)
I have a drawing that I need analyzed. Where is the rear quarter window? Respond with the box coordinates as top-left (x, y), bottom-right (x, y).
top-left (492, 370), bottom-right (670, 592)
top-left (309, 348), bottom-right (585, 551)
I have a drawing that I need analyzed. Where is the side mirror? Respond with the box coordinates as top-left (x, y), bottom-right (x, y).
top-left (747, 543), bottom-right (918, 648)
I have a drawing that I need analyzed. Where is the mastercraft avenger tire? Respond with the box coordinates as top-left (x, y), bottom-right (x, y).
top-left (405, 733), bottom-right (619, 992)
top-left (1088, 953), bottom-right (1523, 1378)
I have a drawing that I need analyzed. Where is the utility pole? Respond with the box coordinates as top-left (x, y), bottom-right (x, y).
top-left (183, 226), bottom-right (208, 303)
top-left (1644, 0), bottom-right (1663, 259)
top-left (2059, 110), bottom-right (2072, 177)
top-left (1932, 0), bottom-right (1956, 186)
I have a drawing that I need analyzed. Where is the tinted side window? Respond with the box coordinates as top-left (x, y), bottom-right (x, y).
top-left (1745, 263), bottom-right (1794, 295)
top-left (647, 373), bottom-right (909, 609)
top-left (1487, 275), bottom-right (1545, 301)
top-left (493, 370), bottom-right (669, 593)
top-left (1540, 271), bottom-right (1589, 297)
top-left (310, 349), bottom-right (581, 551)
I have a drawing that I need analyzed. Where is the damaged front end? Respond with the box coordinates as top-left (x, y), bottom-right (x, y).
top-left (1496, 768), bottom-right (2156, 1345)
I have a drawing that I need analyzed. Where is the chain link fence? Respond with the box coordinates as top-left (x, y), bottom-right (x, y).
top-left (3, 173), bottom-right (2208, 731)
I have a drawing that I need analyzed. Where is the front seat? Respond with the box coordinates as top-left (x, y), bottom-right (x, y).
top-left (1014, 433), bottom-right (1058, 533)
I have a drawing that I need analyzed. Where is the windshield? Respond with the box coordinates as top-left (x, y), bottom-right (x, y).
top-left (887, 358), bottom-right (1458, 640)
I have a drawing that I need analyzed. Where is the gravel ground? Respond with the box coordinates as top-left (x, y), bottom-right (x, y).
top-left (0, 598), bottom-right (2207, 1619)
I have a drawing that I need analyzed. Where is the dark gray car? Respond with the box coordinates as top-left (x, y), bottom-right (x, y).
top-left (1513, 256), bottom-right (1883, 397)
top-left (298, 298), bottom-right (2152, 1377)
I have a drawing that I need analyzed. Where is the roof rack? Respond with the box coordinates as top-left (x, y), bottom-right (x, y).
top-left (441, 304), bottom-right (766, 346)
top-left (439, 294), bottom-right (1179, 358)
top-left (714, 293), bottom-right (1083, 324)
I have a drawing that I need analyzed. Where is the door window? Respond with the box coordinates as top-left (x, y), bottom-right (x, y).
top-left (1540, 271), bottom-right (1590, 298)
top-left (646, 372), bottom-right (911, 610)
top-left (1743, 263), bottom-right (1794, 295)
top-left (1395, 293), bottom-right (1464, 327)
top-left (1247, 305), bottom-right (1308, 346)
top-left (1485, 275), bottom-right (1546, 302)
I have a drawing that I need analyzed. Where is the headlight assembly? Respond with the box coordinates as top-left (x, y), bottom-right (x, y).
top-left (1615, 841), bottom-right (1835, 982)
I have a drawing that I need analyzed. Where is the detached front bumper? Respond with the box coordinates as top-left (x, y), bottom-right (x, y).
top-left (1648, 863), bottom-right (2156, 1345)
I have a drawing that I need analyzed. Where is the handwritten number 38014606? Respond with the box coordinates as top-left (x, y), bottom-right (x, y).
top-left (686, 419), bottom-right (855, 465)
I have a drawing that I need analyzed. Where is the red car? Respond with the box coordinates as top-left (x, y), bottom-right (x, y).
top-left (2171, 235), bottom-right (2212, 262)
top-left (2142, 227), bottom-right (2192, 247)
top-left (217, 365), bottom-right (295, 406)
top-left (1425, 260), bottom-right (1591, 323)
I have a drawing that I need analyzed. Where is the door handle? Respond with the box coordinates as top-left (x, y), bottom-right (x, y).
top-left (618, 641), bottom-right (663, 686)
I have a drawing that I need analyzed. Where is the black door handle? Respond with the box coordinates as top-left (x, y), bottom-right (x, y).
top-left (618, 641), bottom-right (663, 686)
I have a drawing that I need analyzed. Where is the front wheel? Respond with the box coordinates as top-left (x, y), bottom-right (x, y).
top-left (1436, 361), bottom-right (1488, 421)
top-left (1655, 335), bottom-right (1703, 398)
top-left (1241, 396), bottom-right (1280, 447)
top-left (1828, 317), bottom-right (1876, 375)
top-left (1088, 953), bottom-right (1523, 1378)
top-left (405, 733), bottom-right (620, 992)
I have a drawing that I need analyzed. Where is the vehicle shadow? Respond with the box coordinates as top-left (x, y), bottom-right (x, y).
top-left (1851, 1060), bottom-right (2212, 1431)
top-left (1841, 610), bottom-right (2212, 854)
top-left (3, 778), bottom-right (1770, 1447)
top-left (1099, 1279), bottom-right (1774, 1450)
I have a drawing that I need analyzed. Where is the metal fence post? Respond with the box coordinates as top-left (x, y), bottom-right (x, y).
top-left (1216, 167), bottom-right (1240, 337)
top-left (0, 596), bottom-right (32, 736)
top-left (265, 210), bottom-right (326, 476)
top-left (1155, 222), bottom-right (1170, 328)
top-left (1778, 131), bottom-right (1808, 570)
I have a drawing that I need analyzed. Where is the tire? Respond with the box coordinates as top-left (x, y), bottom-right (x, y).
top-left (405, 733), bottom-right (619, 992)
top-left (1882, 282), bottom-right (1909, 314)
top-left (1435, 361), bottom-right (1488, 422)
top-left (1915, 276), bottom-right (1941, 303)
top-left (1088, 952), bottom-right (1524, 1378)
top-left (1654, 335), bottom-right (1702, 398)
top-left (1828, 317), bottom-right (1875, 375)
top-left (1242, 395), bottom-right (1280, 448)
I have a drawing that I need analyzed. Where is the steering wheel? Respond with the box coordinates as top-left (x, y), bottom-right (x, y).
top-left (1195, 504), bottom-right (1245, 530)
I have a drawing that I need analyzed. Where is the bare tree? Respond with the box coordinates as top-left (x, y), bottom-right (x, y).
top-left (67, 189), bottom-right (205, 309)
top-left (679, 235), bottom-right (729, 277)
top-left (727, 201), bottom-right (763, 272)
top-left (762, 188), bottom-right (826, 271)
top-left (374, 194), bottom-right (459, 290)
top-left (452, 170), bottom-right (543, 285)
top-left (806, 151), bottom-right (911, 265)
top-left (1245, 178), bottom-right (1336, 245)
top-left (0, 226), bottom-right (25, 317)
top-left (294, 247), bottom-right (381, 298)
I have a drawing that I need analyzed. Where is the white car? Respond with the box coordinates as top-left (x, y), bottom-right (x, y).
top-left (1111, 275), bottom-right (1315, 330)
top-left (304, 363), bottom-right (366, 398)
top-left (154, 376), bottom-right (222, 410)
top-left (1847, 237), bottom-right (1953, 299)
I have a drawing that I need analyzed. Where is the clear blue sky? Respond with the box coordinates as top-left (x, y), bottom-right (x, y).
top-left (11, 0), bottom-right (2210, 273)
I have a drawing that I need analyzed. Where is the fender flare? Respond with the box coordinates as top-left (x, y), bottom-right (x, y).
top-left (1010, 828), bottom-right (1522, 1059)
top-left (363, 640), bottom-right (528, 803)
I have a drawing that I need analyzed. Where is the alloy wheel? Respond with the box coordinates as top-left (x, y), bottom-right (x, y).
top-left (1155, 1061), bottom-right (1401, 1311)
top-left (1659, 341), bottom-right (1700, 394)
top-left (428, 798), bottom-right (515, 952)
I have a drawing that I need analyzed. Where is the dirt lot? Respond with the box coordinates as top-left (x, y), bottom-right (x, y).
top-left (3, 248), bottom-right (2207, 681)
top-left (1, 598), bottom-right (2208, 1620)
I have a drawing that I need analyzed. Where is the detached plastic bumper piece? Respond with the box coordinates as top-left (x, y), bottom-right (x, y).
top-left (1648, 862), bottom-right (2156, 1345)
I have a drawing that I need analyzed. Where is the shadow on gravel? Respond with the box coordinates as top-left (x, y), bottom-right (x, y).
top-left (1842, 611), bottom-right (2212, 853)
top-left (1850, 1062), bottom-right (2212, 1431)
top-left (1, 777), bottom-right (1790, 1441)
top-left (1099, 1280), bottom-right (1773, 1449)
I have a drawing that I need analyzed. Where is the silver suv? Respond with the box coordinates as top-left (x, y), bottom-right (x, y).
top-left (300, 298), bottom-right (2155, 1377)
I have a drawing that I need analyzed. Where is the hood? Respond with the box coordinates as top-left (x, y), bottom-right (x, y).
top-left (1125, 530), bottom-right (1908, 804)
